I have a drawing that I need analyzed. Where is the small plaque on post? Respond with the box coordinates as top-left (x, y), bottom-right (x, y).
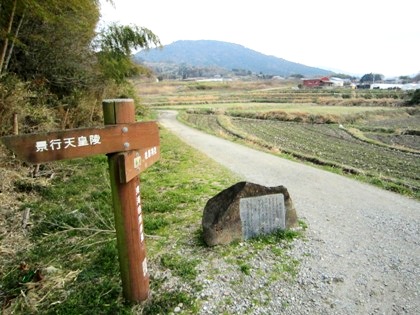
top-left (239, 193), bottom-right (286, 240)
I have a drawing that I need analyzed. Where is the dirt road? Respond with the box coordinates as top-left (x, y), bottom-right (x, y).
top-left (158, 110), bottom-right (419, 314)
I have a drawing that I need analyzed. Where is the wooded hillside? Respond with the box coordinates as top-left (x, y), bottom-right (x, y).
top-left (0, 0), bottom-right (160, 136)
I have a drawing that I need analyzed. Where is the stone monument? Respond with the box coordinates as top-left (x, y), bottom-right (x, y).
top-left (202, 181), bottom-right (297, 246)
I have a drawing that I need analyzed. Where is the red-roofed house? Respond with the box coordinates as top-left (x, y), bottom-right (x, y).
top-left (302, 77), bottom-right (333, 88)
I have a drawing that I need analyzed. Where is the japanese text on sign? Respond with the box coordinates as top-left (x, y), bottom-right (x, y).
top-left (136, 184), bottom-right (145, 243)
top-left (35, 135), bottom-right (101, 152)
top-left (144, 146), bottom-right (157, 160)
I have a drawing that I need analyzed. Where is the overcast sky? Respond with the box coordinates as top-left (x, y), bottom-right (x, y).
top-left (99, 0), bottom-right (420, 78)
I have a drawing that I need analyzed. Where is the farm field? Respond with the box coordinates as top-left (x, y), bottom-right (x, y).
top-left (137, 79), bottom-right (407, 107)
top-left (183, 113), bottom-right (419, 195)
top-left (140, 79), bottom-right (420, 198)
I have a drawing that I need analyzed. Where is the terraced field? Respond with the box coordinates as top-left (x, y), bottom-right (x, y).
top-left (138, 79), bottom-right (405, 107)
top-left (140, 79), bottom-right (419, 198)
top-left (182, 113), bottom-right (420, 198)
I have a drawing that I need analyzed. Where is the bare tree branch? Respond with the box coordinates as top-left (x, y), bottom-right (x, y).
top-left (0, 0), bottom-right (17, 75)
top-left (4, 8), bottom-right (25, 72)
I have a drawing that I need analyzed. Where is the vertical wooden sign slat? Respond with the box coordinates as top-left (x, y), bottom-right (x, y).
top-left (103, 99), bottom-right (150, 302)
top-left (108, 154), bottom-right (149, 301)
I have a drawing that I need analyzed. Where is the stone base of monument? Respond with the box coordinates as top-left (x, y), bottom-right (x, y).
top-left (202, 181), bottom-right (298, 246)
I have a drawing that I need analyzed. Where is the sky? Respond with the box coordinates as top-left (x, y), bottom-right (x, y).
top-left (99, 0), bottom-right (420, 78)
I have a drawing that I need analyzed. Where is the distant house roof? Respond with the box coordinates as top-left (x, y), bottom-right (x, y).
top-left (302, 77), bottom-right (333, 87)
top-left (302, 76), bottom-right (330, 82)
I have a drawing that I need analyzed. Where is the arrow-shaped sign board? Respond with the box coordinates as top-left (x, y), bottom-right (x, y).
top-left (1, 121), bottom-right (159, 164)
top-left (117, 146), bottom-right (160, 183)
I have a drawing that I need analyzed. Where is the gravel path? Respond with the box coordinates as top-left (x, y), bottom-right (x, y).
top-left (158, 110), bottom-right (420, 315)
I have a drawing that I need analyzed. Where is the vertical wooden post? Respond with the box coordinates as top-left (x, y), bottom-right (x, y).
top-left (13, 113), bottom-right (18, 135)
top-left (103, 99), bottom-right (149, 302)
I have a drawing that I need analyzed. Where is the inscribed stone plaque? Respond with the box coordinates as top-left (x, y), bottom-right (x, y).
top-left (239, 193), bottom-right (285, 240)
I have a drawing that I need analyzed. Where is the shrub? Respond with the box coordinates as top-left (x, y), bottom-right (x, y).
top-left (406, 89), bottom-right (420, 106)
top-left (0, 75), bottom-right (59, 136)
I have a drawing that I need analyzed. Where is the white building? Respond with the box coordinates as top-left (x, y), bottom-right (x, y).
top-left (329, 77), bottom-right (344, 87)
top-left (370, 83), bottom-right (420, 90)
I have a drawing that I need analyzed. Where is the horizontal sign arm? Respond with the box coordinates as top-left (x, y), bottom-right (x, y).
top-left (1, 121), bottom-right (160, 164)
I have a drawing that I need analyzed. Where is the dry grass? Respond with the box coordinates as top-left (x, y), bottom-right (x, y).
top-left (0, 149), bottom-right (33, 298)
top-left (2, 267), bottom-right (81, 314)
top-left (317, 97), bottom-right (405, 107)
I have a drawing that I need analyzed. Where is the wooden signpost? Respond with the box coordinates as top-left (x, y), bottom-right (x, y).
top-left (1, 99), bottom-right (159, 303)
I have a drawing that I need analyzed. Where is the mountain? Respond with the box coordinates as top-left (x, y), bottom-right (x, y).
top-left (134, 40), bottom-right (333, 78)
